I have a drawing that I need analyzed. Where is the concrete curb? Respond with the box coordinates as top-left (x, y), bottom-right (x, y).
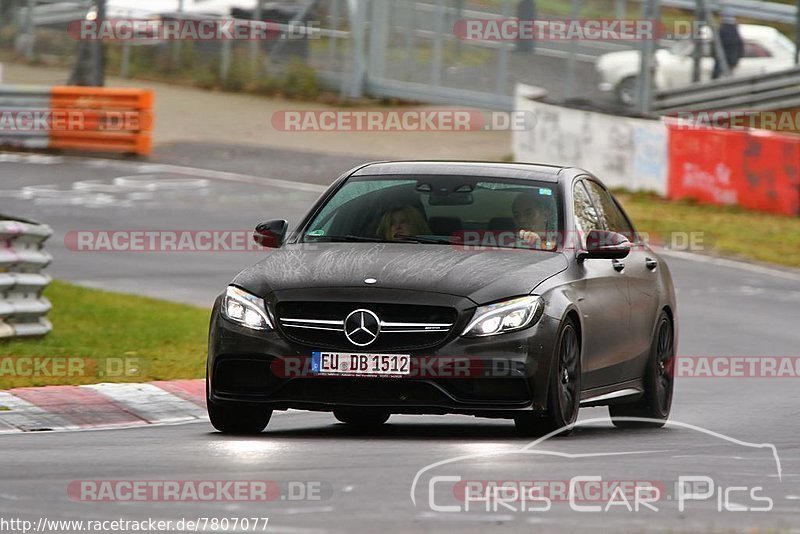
top-left (0, 379), bottom-right (207, 432)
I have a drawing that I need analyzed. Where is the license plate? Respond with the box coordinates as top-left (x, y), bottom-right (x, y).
top-left (311, 351), bottom-right (411, 377)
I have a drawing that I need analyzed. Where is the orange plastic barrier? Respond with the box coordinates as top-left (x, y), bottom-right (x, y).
top-left (666, 121), bottom-right (800, 216)
top-left (48, 86), bottom-right (153, 156)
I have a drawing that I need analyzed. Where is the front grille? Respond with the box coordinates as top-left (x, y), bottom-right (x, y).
top-left (275, 301), bottom-right (458, 351)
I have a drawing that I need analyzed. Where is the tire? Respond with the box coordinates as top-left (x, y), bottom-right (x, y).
top-left (207, 399), bottom-right (272, 434)
top-left (515, 318), bottom-right (582, 437)
top-left (609, 311), bottom-right (675, 429)
top-left (615, 76), bottom-right (639, 107)
top-left (333, 408), bottom-right (390, 427)
top-left (206, 368), bottom-right (272, 434)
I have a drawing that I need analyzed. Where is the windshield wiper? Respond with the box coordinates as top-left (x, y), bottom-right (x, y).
top-left (312, 235), bottom-right (391, 243)
top-left (309, 234), bottom-right (455, 245)
top-left (394, 235), bottom-right (456, 245)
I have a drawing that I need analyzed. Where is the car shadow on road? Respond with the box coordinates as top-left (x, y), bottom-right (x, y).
top-left (205, 421), bottom-right (673, 442)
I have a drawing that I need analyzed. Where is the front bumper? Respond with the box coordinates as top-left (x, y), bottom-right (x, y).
top-left (207, 300), bottom-right (562, 418)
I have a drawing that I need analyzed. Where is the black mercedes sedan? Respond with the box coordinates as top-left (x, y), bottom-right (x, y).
top-left (207, 161), bottom-right (677, 436)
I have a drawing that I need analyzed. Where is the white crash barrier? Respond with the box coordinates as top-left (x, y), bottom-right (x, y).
top-left (0, 217), bottom-right (53, 338)
top-left (513, 84), bottom-right (668, 195)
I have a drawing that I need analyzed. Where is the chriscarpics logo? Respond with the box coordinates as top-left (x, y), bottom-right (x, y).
top-left (411, 419), bottom-right (782, 517)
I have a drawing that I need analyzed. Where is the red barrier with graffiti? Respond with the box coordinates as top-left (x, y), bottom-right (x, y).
top-left (666, 121), bottom-right (800, 216)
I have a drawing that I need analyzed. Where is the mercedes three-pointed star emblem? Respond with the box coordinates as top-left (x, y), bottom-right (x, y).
top-left (344, 309), bottom-right (381, 347)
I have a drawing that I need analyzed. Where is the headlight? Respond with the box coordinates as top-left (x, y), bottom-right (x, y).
top-left (221, 286), bottom-right (272, 331)
top-left (462, 296), bottom-right (544, 337)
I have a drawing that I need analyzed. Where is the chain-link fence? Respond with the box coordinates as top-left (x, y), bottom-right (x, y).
top-left (1, 0), bottom-right (798, 112)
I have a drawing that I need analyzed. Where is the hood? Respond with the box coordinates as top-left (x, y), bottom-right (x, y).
top-left (232, 243), bottom-right (568, 304)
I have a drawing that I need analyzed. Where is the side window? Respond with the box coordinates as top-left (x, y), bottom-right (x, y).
top-left (582, 180), bottom-right (634, 238)
top-left (688, 41), bottom-right (715, 58)
top-left (573, 181), bottom-right (600, 235)
top-left (743, 41), bottom-right (772, 58)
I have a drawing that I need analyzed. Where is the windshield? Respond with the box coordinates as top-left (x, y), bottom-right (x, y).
top-left (774, 32), bottom-right (795, 56)
top-left (301, 175), bottom-right (562, 251)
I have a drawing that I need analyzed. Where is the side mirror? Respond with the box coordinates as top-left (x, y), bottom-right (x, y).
top-left (253, 220), bottom-right (288, 248)
top-left (577, 229), bottom-right (631, 261)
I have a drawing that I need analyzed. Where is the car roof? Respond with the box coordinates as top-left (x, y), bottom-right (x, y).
top-left (738, 24), bottom-right (780, 39)
top-left (350, 161), bottom-right (565, 183)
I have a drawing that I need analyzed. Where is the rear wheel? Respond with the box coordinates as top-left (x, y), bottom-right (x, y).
top-left (334, 409), bottom-right (390, 427)
top-left (515, 318), bottom-right (581, 437)
top-left (609, 311), bottom-right (674, 428)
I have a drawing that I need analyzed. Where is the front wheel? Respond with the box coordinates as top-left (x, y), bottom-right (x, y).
top-left (334, 409), bottom-right (390, 427)
top-left (208, 400), bottom-right (272, 434)
top-left (609, 311), bottom-right (675, 428)
top-left (615, 76), bottom-right (640, 107)
top-left (515, 318), bottom-right (581, 437)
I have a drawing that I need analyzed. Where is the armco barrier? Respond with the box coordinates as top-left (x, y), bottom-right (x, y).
top-left (0, 216), bottom-right (53, 339)
top-left (513, 85), bottom-right (668, 195)
top-left (666, 121), bottom-right (800, 216)
top-left (0, 85), bottom-right (153, 156)
top-left (513, 83), bottom-right (800, 217)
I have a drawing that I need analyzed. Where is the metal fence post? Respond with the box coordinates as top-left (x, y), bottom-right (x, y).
top-left (636, 0), bottom-right (659, 114)
top-left (348, 0), bottom-right (367, 98)
top-left (250, 0), bottom-right (263, 71)
top-left (24, 0), bottom-right (35, 61)
top-left (795, 0), bottom-right (800, 64)
top-left (615, 0), bottom-right (626, 19)
top-left (496, 0), bottom-right (511, 97)
top-left (692, 0), bottom-right (705, 82)
top-left (120, 40), bottom-right (131, 78)
top-left (564, 0), bottom-right (581, 100)
top-left (430, 0), bottom-right (445, 86)
top-left (368, 0), bottom-right (390, 80)
top-left (220, 38), bottom-right (232, 83)
top-left (403, 0), bottom-right (417, 81)
top-left (172, 0), bottom-right (184, 65)
top-left (328, 0), bottom-right (341, 66)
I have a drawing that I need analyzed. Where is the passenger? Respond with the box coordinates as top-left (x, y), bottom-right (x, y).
top-left (376, 205), bottom-right (431, 241)
top-left (512, 192), bottom-right (556, 249)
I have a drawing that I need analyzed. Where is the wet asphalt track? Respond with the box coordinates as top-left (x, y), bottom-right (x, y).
top-left (0, 145), bottom-right (799, 532)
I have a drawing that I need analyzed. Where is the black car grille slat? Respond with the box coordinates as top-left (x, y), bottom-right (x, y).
top-left (275, 302), bottom-right (458, 351)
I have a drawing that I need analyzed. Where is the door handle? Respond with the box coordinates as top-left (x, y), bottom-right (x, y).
top-left (645, 258), bottom-right (658, 271)
top-left (612, 259), bottom-right (625, 272)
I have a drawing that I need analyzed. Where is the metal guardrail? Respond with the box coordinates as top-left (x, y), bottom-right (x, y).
top-left (652, 66), bottom-right (800, 113)
top-left (0, 216), bottom-right (53, 339)
top-left (0, 85), bottom-right (154, 155)
top-left (657, 0), bottom-right (796, 25)
top-left (17, 1), bottom-right (90, 27)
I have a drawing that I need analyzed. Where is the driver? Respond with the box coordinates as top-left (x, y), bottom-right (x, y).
top-left (512, 192), bottom-right (557, 249)
top-left (376, 205), bottom-right (431, 241)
